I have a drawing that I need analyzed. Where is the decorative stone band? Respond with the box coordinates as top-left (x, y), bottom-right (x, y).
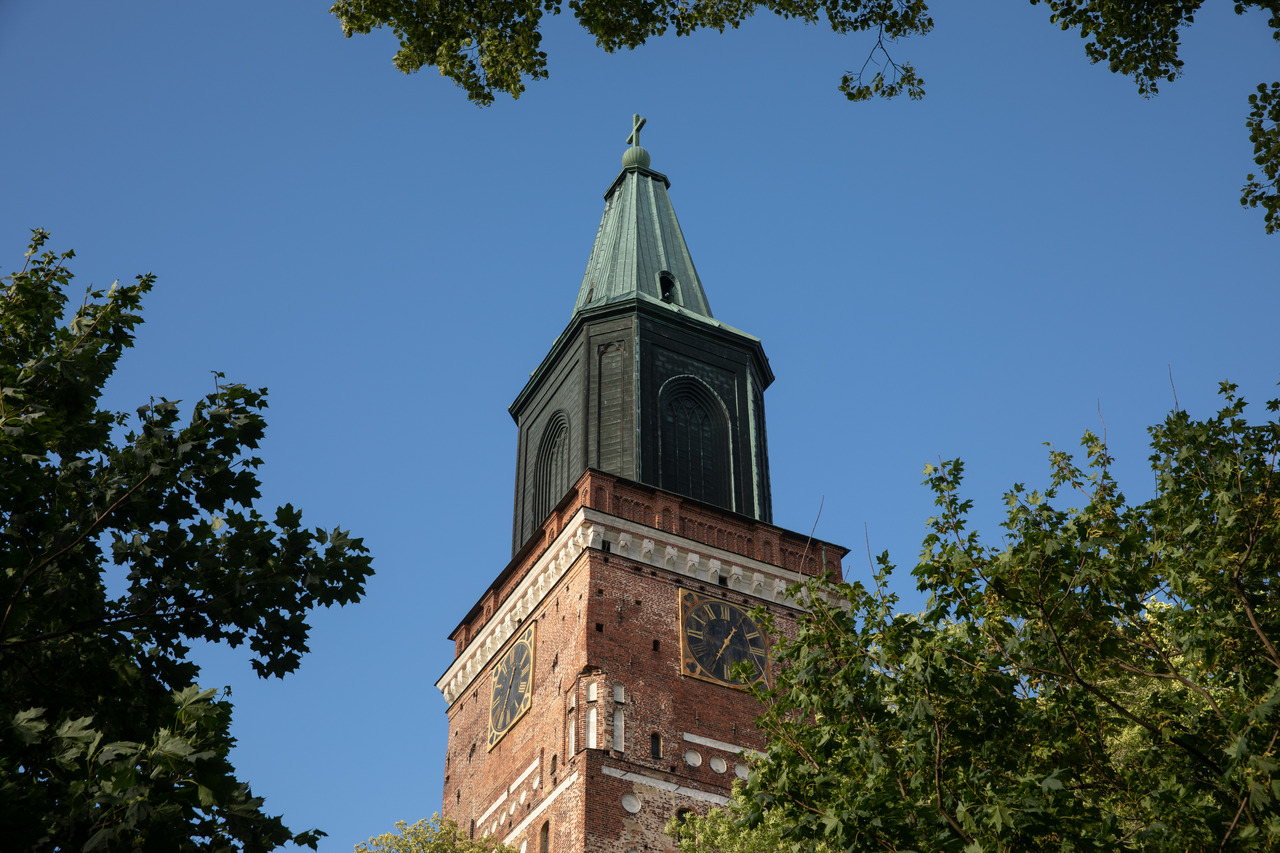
top-left (476, 788), bottom-right (508, 828)
top-left (502, 769), bottom-right (579, 847)
top-left (435, 506), bottom-right (814, 705)
top-left (476, 757), bottom-right (541, 828)
top-left (681, 732), bottom-right (751, 755)
top-left (596, 507), bottom-right (809, 601)
top-left (601, 765), bottom-right (730, 806)
top-left (436, 512), bottom-right (599, 705)
top-left (508, 756), bottom-right (540, 793)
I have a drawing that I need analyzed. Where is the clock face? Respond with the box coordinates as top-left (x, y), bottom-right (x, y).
top-left (488, 622), bottom-right (536, 749)
top-left (680, 590), bottom-right (769, 687)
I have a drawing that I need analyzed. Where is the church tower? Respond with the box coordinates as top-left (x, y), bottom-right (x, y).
top-left (437, 118), bottom-right (846, 853)
top-left (508, 115), bottom-right (773, 554)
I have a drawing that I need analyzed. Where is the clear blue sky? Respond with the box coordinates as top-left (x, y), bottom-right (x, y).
top-left (1, 1), bottom-right (1275, 849)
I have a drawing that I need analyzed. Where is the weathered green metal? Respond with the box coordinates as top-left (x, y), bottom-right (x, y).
top-left (507, 120), bottom-right (776, 554)
top-left (574, 120), bottom-right (713, 321)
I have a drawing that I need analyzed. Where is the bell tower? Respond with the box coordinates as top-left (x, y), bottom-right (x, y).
top-left (437, 119), bottom-right (846, 853)
top-left (508, 115), bottom-right (773, 554)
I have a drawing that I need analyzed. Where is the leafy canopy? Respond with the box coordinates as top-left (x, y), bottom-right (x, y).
top-left (356, 815), bottom-right (516, 853)
top-left (667, 782), bottom-right (835, 853)
top-left (681, 382), bottom-right (1280, 851)
top-left (0, 231), bottom-right (374, 851)
top-left (329, 0), bottom-right (1280, 234)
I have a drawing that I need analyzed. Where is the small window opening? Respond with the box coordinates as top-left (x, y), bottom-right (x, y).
top-left (551, 753), bottom-right (557, 774)
top-left (602, 540), bottom-right (612, 552)
top-left (652, 639), bottom-right (660, 652)
top-left (539, 820), bottom-right (550, 853)
top-left (659, 272), bottom-right (677, 304)
top-left (717, 576), bottom-right (728, 587)
top-left (675, 808), bottom-right (694, 825)
top-left (595, 623), bottom-right (604, 632)
top-left (597, 588), bottom-right (604, 596)
top-left (651, 732), bottom-right (662, 759)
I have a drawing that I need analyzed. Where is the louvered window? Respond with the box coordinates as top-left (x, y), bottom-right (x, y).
top-left (533, 413), bottom-right (571, 522)
top-left (659, 379), bottom-right (730, 508)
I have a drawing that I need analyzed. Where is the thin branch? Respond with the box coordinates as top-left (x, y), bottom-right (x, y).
top-left (1111, 659), bottom-right (1225, 720)
top-left (930, 713), bottom-right (972, 843)
top-left (1040, 601), bottom-right (1222, 777)
top-left (1229, 528), bottom-right (1280, 669)
top-left (1219, 728), bottom-right (1279, 851)
top-left (0, 473), bottom-right (152, 641)
top-left (796, 494), bottom-right (824, 578)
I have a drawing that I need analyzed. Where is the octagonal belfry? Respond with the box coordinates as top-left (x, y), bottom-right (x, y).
top-left (509, 120), bottom-right (774, 555)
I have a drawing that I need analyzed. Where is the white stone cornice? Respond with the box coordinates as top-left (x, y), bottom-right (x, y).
top-left (681, 732), bottom-right (751, 755)
top-left (436, 509), bottom-right (595, 704)
top-left (601, 765), bottom-right (729, 806)
top-left (579, 507), bottom-right (809, 606)
top-left (435, 506), bottom-right (815, 705)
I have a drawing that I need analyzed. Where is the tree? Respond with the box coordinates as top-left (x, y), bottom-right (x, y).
top-left (328, 0), bottom-right (1279, 234)
top-left (680, 382), bottom-right (1280, 851)
top-left (356, 815), bottom-right (516, 853)
top-left (666, 783), bottom-right (833, 853)
top-left (0, 231), bottom-right (374, 851)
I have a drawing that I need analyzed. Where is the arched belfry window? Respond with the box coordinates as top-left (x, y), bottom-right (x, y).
top-left (533, 412), bottom-right (572, 523)
top-left (658, 377), bottom-right (731, 509)
top-left (658, 271), bottom-right (680, 305)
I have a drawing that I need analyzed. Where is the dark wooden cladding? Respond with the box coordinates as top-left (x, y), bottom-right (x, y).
top-left (509, 299), bottom-right (773, 557)
top-left (596, 340), bottom-right (626, 474)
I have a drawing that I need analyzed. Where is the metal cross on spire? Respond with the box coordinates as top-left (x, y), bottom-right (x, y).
top-left (626, 114), bottom-right (646, 147)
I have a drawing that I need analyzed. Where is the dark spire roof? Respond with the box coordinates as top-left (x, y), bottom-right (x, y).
top-left (573, 116), bottom-right (714, 321)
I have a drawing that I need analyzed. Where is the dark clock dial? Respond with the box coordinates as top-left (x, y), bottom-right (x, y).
top-left (488, 623), bottom-right (535, 748)
top-left (680, 591), bottom-right (769, 687)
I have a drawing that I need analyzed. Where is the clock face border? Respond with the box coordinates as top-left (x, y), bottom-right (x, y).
top-left (487, 622), bottom-right (536, 750)
top-left (679, 590), bottom-right (770, 689)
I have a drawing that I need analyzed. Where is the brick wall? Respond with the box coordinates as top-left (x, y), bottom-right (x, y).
top-left (450, 469), bottom-right (846, 660)
top-left (443, 512), bottom-right (820, 853)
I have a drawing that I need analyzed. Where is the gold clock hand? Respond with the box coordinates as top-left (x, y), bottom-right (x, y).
top-left (498, 671), bottom-right (515, 725)
top-left (505, 673), bottom-right (516, 707)
top-left (713, 626), bottom-right (738, 663)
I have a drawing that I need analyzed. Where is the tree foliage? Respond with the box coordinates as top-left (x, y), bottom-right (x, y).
top-left (686, 382), bottom-right (1280, 851)
top-left (355, 815), bottom-right (516, 853)
top-left (667, 782), bottom-right (834, 853)
top-left (329, 0), bottom-right (1280, 233)
top-left (0, 231), bottom-right (375, 851)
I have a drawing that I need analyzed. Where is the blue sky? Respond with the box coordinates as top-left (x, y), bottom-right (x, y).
top-left (1, 1), bottom-right (1276, 849)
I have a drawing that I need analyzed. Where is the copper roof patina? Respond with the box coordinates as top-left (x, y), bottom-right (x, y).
top-left (573, 114), bottom-right (714, 322)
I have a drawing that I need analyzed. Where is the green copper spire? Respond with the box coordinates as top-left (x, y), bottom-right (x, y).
top-left (574, 115), bottom-right (713, 320)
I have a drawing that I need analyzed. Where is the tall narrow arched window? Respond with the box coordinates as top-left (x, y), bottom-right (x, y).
top-left (658, 377), bottom-right (730, 509)
top-left (539, 820), bottom-right (550, 853)
top-left (533, 412), bottom-right (572, 523)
